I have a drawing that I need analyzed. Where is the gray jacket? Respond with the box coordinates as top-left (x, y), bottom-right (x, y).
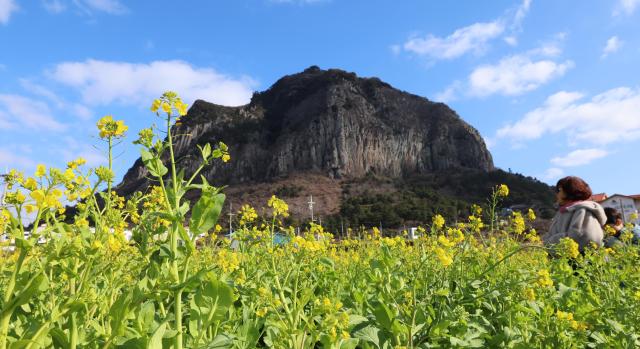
top-left (542, 201), bottom-right (606, 250)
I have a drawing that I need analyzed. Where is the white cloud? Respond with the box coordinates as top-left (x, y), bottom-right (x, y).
top-left (504, 36), bottom-right (518, 46)
top-left (504, 0), bottom-right (532, 45)
top-left (0, 94), bottom-right (66, 131)
top-left (0, 147), bottom-right (36, 170)
top-left (551, 148), bottom-right (608, 167)
top-left (20, 79), bottom-right (93, 120)
top-left (49, 59), bottom-right (257, 107)
top-left (543, 167), bottom-right (565, 180)
top-left (403, 21), bottom-right (504, 60)
top-left (435, 36), bottom-right (571, 101)
top-left (433, 81), bottom-right (462, 103)
top-left (398, 0), bottom-right (532, 60)
top-left (602, 36), bottom-right (623, 58)
top-left (72, 0), bottom-right (128, 15)
top-left (497, 87), bottom-right (640, 145)
top-left (468, 55), bottom-right (573, 97)
top-left (42, 0), bottom-right (66, 13)
top-left (614, 0), bottom-right (640, 15)
top-left (0, 0), bottom-right (18, 25)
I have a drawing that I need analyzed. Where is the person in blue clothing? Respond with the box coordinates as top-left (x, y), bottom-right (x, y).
top-left (603, 207), bottom-right (624, 248)
top-left (603, 208), bottom-right (640, 246)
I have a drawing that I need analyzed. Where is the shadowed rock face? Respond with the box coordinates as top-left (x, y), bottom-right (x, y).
top-left (116, 66), bottom-right (493, 196)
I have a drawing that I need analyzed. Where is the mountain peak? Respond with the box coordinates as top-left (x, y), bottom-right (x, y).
top-left (117, 67), bottom-right (493, 196)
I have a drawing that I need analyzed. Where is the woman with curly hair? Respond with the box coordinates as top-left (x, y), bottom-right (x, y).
top-left (542, 176), bottom-right (606, 252)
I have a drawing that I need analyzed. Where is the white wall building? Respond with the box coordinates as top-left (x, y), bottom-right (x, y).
top-left (599, 194), bottom-right (639, 224)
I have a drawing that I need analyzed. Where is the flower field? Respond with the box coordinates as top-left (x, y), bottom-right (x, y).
top-left (1, 93), bottom-right (639, 348)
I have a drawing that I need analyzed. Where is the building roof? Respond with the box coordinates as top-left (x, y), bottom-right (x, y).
top-left (629, 194), bottom-right (640, 200)
top-left (590, 193), bottom-right (608, 202)
top-left (603, 194), bottom-right (637, 201)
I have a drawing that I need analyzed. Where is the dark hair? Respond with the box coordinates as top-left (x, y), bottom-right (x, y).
top-left (556, 176), bottom-right (592, 201)
top-left (604, 207), bottom-right (623, 225)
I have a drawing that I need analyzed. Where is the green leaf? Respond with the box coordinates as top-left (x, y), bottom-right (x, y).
top-left (205, 334), bottom-right (233, 348)
top-left (148, 322), bottom-right (167, 349)
top-left (189, 191), bottom-right (225, 235)
top-left (340, 338), bottom-right (360, 349)
top-left (49, 328), bottom-right (69, 349)
top-left (109, 292), bottom-right (132, 337)
top-left (3, 273), bottom-right (48, 313)
top-left (353, 325), bottom-right (385, 349)
top-left (372, 302), bottom-right (394, 331)
top-left (194, 277), bottom-right (235, 323)
top-left (177, 225), bottom-right (195, 254)
top-left (140, 149), bottom-right (167, 177)
top-left (136, 302), bottom-right (155, 334)
top-left (198, 143), bottom-right (212, 161)
top-left (605, 319), bottom-right (625, 333)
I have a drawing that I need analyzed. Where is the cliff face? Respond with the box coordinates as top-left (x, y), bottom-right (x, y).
top-left (116, 66), bottom-right (493, 196)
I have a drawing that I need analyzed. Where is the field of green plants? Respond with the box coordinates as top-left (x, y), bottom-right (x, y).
top-left (1, 93), bottom-right (639, 348)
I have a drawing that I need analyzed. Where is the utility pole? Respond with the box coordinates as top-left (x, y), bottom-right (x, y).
top-left (308, 195), bottom-right (315, 223)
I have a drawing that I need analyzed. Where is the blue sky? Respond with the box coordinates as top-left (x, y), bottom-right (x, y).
top-left (0, 0), bottom-right (639, 195)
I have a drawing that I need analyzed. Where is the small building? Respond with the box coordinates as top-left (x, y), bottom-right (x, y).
top-left (589, 193), bottom-right (608, 202)
top-left (598, 194), bottom-right (639, 223)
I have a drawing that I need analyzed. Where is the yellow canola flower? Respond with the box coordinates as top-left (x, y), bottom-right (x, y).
top-left (468, 215), bottom-right (485, 233)
top-left (97, 115), bottom-right (128, 139)
top-left (434, 247), bottom-right (453, 267)
top-left (35, 164), bottom-right (46, 178)
top-left (63, 169), bottom-right (75, 183)
top-left (557, 238), bottom-right (580, 259)
top-left (222, 154), bottom-right (231, 163)
top-left (556, 310), bottom-right (573, 321)
top-left (92, 240), bottom-right (103, 249)
top-left (527, 208), bottom-right (536, 221)
top-left (437, 235), bottom-right (454, 248)
top-left (432, 214), bottom-right (445, 229)
top-left (175, 100), bottom-right (189, 116)
top-left (30, 189), bottom-right (46, 207)
top-left (523, 288), bottom-right (536, 301)
top-left (512, 212), bottom-right (526, 235)
top-left (24, 204), bottom-right (37, 214)
top-left (446, 227), bottom-right (465, 244)
top-left (107, 234), bottom-right (123, 253)
top-left (161, 102), bottom-right (172, 114)
top-left (67, 157), bottom-right (87, 170)
top-left (605, 225), bottom-right (617, 236)
top-left (23, 177), bottom-right (37, 191)
top-left (496, 184), bottom-right (509, 197)
top-left (238, 204), bottom-right (258, 225)
top-left (536, 269), bottom-right (554, 288)
top-left (215, 249), bottom-right (241, 273)
top-left (268, 195), bottom-right (289, 218)
top-left (255, 307), bottom-right (268, 317)
top-left (150, 99), bottom-right (161, 113)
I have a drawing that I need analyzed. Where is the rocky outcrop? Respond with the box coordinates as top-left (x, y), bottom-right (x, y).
top-left (116, 66), bottom-right (493, 196)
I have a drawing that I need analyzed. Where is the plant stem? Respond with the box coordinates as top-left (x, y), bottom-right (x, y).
top-left (0, 248), bottom-right (27, 349)
top-left (166, 113), bottom-right (183, 349)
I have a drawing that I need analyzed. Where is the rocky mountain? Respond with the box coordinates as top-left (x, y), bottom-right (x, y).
top-left (118, 66), bottom-right (492, 190)
top-left (116, 66), bottom-right (553, 228)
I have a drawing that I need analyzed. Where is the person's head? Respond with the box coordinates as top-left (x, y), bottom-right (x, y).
top-left (604, 207), bottom-right (624, 229)
top-left (555, 176), bottom-right (592, 205)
